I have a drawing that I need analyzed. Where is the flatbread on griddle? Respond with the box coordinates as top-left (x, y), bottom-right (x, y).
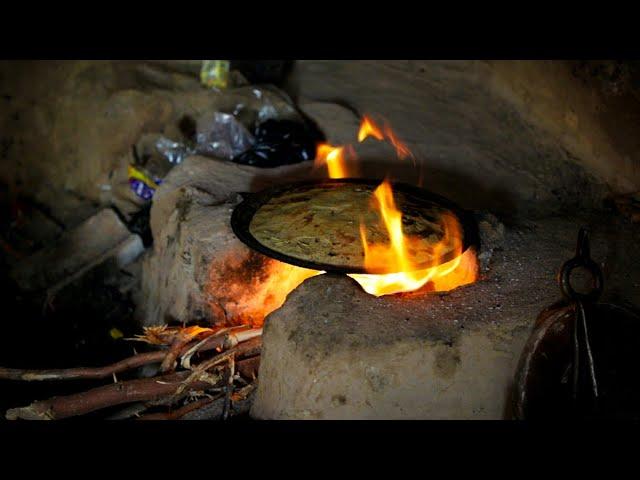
top-left (248, 183), bottom-right (460, 272)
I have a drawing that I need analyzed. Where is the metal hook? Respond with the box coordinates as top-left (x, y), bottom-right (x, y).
top-left (560, 228), bottom-right (602, 412)
top-left (559, 227), bottom-right (604, 303)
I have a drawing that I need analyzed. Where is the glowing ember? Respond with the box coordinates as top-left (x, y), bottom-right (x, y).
top-left (208, 252), bottom-right (321, 327)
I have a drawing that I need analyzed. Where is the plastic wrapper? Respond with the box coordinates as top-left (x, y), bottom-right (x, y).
top-left (128, 164), bottom-right (163, 201)
top-left (200, 60), bottom-right (230, 89)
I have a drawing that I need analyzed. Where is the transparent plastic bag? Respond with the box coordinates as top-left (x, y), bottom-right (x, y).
top-left (227, 87), bottom-right (298, 128)
top-left (152, 112), bottom-right (254, 166)
top-left (154, 137), bottom-right (196, 165)
top-left (129, 85), bottom-right (306, 201)
top-left (194, 112), bottom-right (254, 160)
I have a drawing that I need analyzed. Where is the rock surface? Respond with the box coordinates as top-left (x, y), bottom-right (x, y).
top-left (139, 101), bottom-right (363, 327)
top-left (288, 60), bottom-right (640, 215)
top-left (251, 214), bottom-right (640, 419)
top-left (11, 209), bottom-right (137, 292)
top-left (139, 155), bottom-right (324, 326)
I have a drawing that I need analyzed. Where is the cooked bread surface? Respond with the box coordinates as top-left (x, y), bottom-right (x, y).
top-left (249, 183), bottom-right (455, 270)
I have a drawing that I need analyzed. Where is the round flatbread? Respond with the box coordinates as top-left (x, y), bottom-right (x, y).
top-left (248, 182), bottom-right (460, 272)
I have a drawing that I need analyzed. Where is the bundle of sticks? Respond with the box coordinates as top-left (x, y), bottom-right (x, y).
top-left (0, 324), bottom-right (263, 420)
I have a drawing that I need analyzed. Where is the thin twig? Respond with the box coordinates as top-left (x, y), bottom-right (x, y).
top-left (222, 356), bottom-right (235, 421)
top-left (0, 328), bottom-right (261, 382)
top-left (5, 371), bottom-right (212, 420)
top-left (136, 396), bottom-right (221, 421)
top-left (0, 351), bottom-right (167, 381)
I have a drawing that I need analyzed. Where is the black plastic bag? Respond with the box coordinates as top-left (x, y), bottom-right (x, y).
top-left (232, 118), bottom-right (325, 168)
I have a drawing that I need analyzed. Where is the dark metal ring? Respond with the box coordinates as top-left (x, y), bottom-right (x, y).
top-left (559, 256), bottom-right (603, 302)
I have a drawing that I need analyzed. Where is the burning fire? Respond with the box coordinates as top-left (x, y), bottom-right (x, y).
top-left (348, 180), bottom-right (476, 296)
top-left (358, 115), bottom-right (414, 163)
top-left (358, 116), bottom-right (384, 142)
top-left (208, 252), bottom-right (321, 327)
top-left (212, 114), bottom-right (477, 328)
top-left (318, 116), bottom-right (477, 296)
top-left (315, 144), bottom-right (357, 179)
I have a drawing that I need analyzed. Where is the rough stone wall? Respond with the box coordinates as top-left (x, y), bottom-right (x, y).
top-left (3, 60), bottom-right (638, 220)
top-left (287, 60), bottom-right (640, 215)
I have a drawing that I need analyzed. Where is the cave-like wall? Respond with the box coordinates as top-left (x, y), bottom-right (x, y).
top-left (286, 60), bottom-right (640, 214)
top-left (1, 60), bottom-right (638, 221)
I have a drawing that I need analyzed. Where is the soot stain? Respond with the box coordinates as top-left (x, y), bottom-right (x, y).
top-left (433, 344), bottom-right (461, 379)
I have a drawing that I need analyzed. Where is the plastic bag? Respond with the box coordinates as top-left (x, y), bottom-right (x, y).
top-left (154, 137), bottom-right (195, 165)
top-left (195, 112), bottom-right (254, 160)
top-left (232, 118), bottom-right (325, 168)
top-left (128, 85), bottom-right (311, 200)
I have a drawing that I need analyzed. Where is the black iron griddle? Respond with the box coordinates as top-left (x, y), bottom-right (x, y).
top-left (231, 178), bottom-right (480, 275)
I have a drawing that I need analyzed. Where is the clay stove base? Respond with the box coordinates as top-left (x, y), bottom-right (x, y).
top-left (251, 275), bottom-right (527, 420)
top-left (251, 274), bottom-right (531, 420)
top-left (251, 217), bottom-right (640, 420)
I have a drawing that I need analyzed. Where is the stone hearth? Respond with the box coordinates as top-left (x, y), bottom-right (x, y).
top-left (250, 215), bottom-right (640, 419)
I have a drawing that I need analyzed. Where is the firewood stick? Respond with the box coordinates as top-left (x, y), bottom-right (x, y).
top-left (104, 402), bottom-right (149, 420)
top-left (232, 335), bottom-right (262, 359)
top-left (159, 329), bottom-right (208, 373)
top-left (180, 328), bottom-right (263, 368)
top-left (236, 355), bottom-right (261, 381)
top-left (229, 383), bottom-right (257, 417)
top-left (136, 397), bottom-right (218, 421)
top-left (180, 334), bottom-right (227, 369)
top-left (232, 382), bottom-right (257, 402)
top-left (230, 328), bottom-right (263, 345)
top-left (0, 328), bottom-right (261, 382)
top-left (222, 357), bottom-right (235, 421)
top-left (0, 351), bottom-right (167, 381)
top-left (5, 371), bottom-right (212, 420)
top-left (179, 396), bottom-right (227, 420)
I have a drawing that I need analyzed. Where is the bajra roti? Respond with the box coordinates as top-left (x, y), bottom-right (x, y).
top-left (248, 183), bottom-right (460, 272)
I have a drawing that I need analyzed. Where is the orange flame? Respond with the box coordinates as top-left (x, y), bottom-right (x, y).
top-left (316, 143), bottom-right (350, 179)
top-left (382, 124), bottom-right (414, 162)
top-left (208, 253), bottom-right (322, 327)
top-left (358, 115), bottom-right (414, 163)
top-left (348, 179), bottom-right (477, 296)
top-left (358, 116), bottom-right (384, 142)
top-left (312, 117), bottom-right (476, 296)
top-left (211, 114), bottom-right (477, 328)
